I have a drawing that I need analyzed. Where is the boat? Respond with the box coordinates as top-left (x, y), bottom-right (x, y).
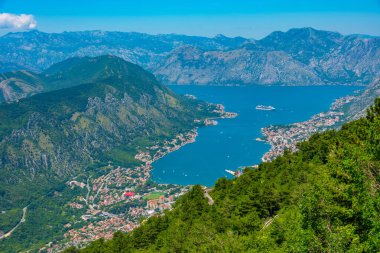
top-left (225, 169), bottom-right (243, 177)
top-left (255, 105), bottom-right (275, 111)
top-left (225, 169), bottom-right (235, 176)
top-left (255, 137), bottom-right (266, 142)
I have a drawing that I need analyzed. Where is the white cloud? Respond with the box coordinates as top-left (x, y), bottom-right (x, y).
top-left (0, 13), bottom-right (37, 30)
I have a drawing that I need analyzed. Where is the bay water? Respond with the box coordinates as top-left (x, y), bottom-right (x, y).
top-left (152, 85), bottom-right (361, 186)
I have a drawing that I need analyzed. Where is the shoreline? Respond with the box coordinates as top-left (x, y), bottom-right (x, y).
top-left (134, 128), bottom-right (199, 173)
top-left (50, 105), bottom-right (237, 252)
top-left (136, 103), bottom-right (238, 175)
top-left (260, 94), bottom-right (356, 162)
top-left (51, 130), bottom-right (199, 252)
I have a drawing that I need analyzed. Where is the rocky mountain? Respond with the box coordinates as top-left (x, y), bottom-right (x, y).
top-left (258, 28), bottom-right (343, 55)
top-left (151, 45), bottom-right (322, 85)
top-left (0, 30), bottom-right (250, 73)
top-left (344, 77), bottom-right (380, 121)
top-left (0, 28), bottom-right (378, 86)
top-left (0, 71), bottom-right (44, 103)
top-left (0, 55), bottom-right (219, 210)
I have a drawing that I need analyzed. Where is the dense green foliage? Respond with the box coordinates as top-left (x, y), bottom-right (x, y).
top-left (0, 181), bottom-right (84, 252)
top-left (68, 98), bottom-right (380, 253)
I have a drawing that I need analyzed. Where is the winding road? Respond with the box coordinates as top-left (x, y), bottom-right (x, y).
top-left (0, 207), bottom-right (27, 240)
top-left (262, 215), bottom-right (279, 230)
top-left (203, 188), bottom-right (214, 205)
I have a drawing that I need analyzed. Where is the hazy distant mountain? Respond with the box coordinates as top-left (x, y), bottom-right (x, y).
top-left (0, 30), bottom-right (250, 73)
top-left (151, 45), bottom-right (322, 85)
top-left (0, 28), bottom-right (378, 86)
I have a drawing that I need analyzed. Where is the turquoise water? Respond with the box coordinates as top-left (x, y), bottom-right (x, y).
top-left (152, 85), bottom-right (361, 186)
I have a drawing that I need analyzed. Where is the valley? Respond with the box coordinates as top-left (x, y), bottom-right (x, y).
top-left (152, 85), bottom-right (361, 186)
top-left (1, 78), bottom-right (372, 252)
top-left (0, 26), bottom-right (378, 253)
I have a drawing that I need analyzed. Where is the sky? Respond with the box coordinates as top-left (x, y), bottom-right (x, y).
top-left (0, 0), bottom-right (379, 38)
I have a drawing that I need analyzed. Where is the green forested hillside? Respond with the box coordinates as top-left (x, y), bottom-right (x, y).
top-left (67, 98), bottom-right (380, 253)
top-left (0, 56), bottom-right (222, 252)
top-left (0, 55), bottom-right (218, 210)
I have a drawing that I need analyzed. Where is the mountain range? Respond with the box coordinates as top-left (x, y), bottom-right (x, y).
top-left (0, 27), bottom-right (379, 252)
top-left (1, 27), bottom-right (379, 86)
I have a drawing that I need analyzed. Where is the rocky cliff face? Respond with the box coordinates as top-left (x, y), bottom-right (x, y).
top-left (151, 46), bottom-right (322, 85)
top-left (0, 71), bottom-right (44, 103)
top-left (153, 29), bottom-right (379, 85)
top-left (344, 78), bottom-right (380, 121)
top-left (0, 28), bottom-right (378, 86)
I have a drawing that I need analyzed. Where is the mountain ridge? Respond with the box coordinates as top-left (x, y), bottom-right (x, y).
top-left (0, 55), bottom-right (167, 103)
top-left (1, 27), bottom-right (378, 86)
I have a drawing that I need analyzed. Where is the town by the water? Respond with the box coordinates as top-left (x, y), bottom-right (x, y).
top-left (261, 95), bottom-right (356, 162)
top-left (43, 104), bottom-right (237, 252)
top-left (42, 93), bottom-right (359, 252)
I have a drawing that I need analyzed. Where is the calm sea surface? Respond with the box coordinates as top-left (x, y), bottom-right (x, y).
top-left (152, 85), bottom-right (361, 186)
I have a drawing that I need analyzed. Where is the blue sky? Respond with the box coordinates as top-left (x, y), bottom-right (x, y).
top-left (0, 0), bottom-right (379, 38)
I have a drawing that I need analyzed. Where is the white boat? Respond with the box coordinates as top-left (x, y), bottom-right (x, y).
top-left (225, 169), bottom-right (243, 177)
top-left (255, 105), bottom-right (275, 111)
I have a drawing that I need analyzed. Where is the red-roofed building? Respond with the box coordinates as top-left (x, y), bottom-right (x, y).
top-left (124, 192), bottom-right (135, 197)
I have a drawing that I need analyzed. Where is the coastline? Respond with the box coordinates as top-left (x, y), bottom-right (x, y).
top-left (134, 129), bottom-right (199, 172)
top-left (48, 129), bottom-right (201, 252)
top-left (49, 104), bottom-right (237, 252)
top-left (136, 103), bottom-right (237, 169)
top-left (260, 94), bottom-right (357, 162)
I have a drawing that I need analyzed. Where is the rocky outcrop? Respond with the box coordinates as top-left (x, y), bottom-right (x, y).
top-left (344, 78), bottom-right (380, 121)
top-left (0, 71), bottom-right (44, 103)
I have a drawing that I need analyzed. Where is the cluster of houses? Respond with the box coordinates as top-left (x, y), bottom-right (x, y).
top-left (146, 195), bottom-right (174, 209)
top-left (261, 103), bottom-right (347, 162)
